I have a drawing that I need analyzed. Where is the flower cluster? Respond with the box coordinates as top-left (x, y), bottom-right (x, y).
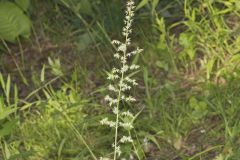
top-left (100, 0), bottom-right (143, 159)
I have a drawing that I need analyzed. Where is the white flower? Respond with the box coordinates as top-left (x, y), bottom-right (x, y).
top-left (125, 77), bottom-right (138, 85)
top-left (112, 68), bottom-right (120, 73)
top-left (108, 84), bottom-right (118, 92)
top-left (104, 95), bottom-right (118, 106)
top-left (112, 40), bottom-right (121, 45)
top-left (118, 44), bottom-right (127, 53)
top-left (120, 136), bottom-right (133, 143)
top-left (100, 118), bottom-right (116, 128)
top-left (116, 145), bottom-right (121, 157)
top-left (112, 144), bottom-right (122, 157)
top-left (104, 95), bottom-right (112, 101)
top-left (127, 1), bottom-right (135, 6)
top-left (126, 38), bottom-right (131, 45)
top-left (130, 64), bottom-right (140, 70)
top-left (121, 111), bottom-right (134, 118)
top-left (121, 65), bottom-right (129, 73)
top-left (126, 52), bottom-right (132, 57)
top-left (126, 96), bottom-right (136, 102)
top-left (114, 53), bottom-right (120, 59)
top-left (113, 107), bottom-right (119, 115)
top-left (107, 73), bottom-right (119, 80)
top-left (119, 82), bottom-right (131, 91)
top-left (120, 122), bottom-right (134, 130)
top-left (121, 56), bottom-right (127, 64)
top-left (136, 47), bottom-right (144, 53)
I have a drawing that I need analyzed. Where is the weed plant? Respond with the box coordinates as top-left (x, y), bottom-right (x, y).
top-left (100, 1), bottom-right (143, 159)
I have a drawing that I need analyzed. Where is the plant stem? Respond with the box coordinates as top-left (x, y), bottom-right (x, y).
top-left (113, 63), bottom-right (125, 160)
top-left (113, 84), bottom-right (122, 160)
top-left (113, 35), bottom-right (128, 160)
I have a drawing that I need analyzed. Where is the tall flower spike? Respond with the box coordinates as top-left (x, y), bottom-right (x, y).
top-left (101, 0), bottom-right (143, 159)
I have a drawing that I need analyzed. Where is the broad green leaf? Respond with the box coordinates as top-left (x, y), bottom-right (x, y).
top-left (0, 1), bottom-right (31, 42)
top-left (15, 0), bottom-right (30, 11)
top-left (136, 0), bottom-right (148, 10)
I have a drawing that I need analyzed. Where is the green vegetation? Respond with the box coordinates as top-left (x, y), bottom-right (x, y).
top-left (0, 0), bottom-right (240, 159)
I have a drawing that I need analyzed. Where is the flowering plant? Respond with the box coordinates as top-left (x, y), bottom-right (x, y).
top-left (100, 0), bottom-right (143, 159)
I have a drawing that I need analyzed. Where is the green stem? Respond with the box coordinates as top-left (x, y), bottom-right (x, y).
top-left (113, 60), bottom-right (126, 159)
top-left (17, 37), bottom-right (25, 68)
top-left (113, 82), bottom-right (122, 160)
top-left (113, 32), bottom-right (128, 160)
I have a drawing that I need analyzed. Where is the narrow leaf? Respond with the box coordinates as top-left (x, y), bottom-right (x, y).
top-left (6, 75), bottom-right (11, 104)
top-left (136, 0), bottom-right (148, 10)
top-left (41, 64), bottom-right (45, 82)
